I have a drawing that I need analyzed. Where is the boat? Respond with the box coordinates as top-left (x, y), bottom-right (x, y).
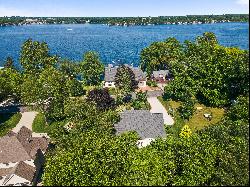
top-left (67, 28), bottom-right (73, 31)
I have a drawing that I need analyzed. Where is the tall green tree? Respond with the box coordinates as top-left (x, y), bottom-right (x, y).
top-left (21, 67), bottom-right (68, 120)
top-left (114, 65), bottom-right (138, 94)
top-left (0, 68), bottom-right (22, 102)
top-left (80, 51), bottom-right (104, 86)
top-left (140, 37), bottom-right (184, 75)
top-left (20, 39), bottom-right (58, 74)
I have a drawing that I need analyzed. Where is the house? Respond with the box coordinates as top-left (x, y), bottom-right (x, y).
top-left (104, 64), bottom-right (147, 88)
top-left (114, 110), bottom-right (166, 148)
top-left (0, 127), bottom-right (49, 186)
top-left (152, 70), bottom-right (170, 83)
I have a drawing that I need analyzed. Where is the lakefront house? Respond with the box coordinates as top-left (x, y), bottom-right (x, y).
top-left (0, 127), bottom-right (49, 186)
top-left (104, 64), bottom-right (147, 88)
top-left (114, 110), bottom-right (166, 148)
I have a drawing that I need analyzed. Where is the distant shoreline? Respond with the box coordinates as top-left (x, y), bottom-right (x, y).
top-left (0, 21), bottom-right (249, 27)
top-left (1, 14), bottom-right (248, 27)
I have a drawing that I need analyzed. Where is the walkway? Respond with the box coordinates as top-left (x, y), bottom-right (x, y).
top-left (147, 97), bottom-right (174, 125)
top-left (12, 112), bottom-right (38, 133)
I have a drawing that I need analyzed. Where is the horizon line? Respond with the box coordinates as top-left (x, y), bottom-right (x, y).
top-left (1, 13), bottom-right (249, 18)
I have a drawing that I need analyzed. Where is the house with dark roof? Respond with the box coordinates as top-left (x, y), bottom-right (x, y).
top-left (0, 126), bottom-right (49, 186)
top-left (114, 110), bottom-right (166, 148)
top-left (152, 70), bottom-right (170, 83)
top-left (104, 64), bottom-right (147, 88)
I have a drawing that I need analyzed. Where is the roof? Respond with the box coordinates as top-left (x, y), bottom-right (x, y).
top-left (0, 136), bottom-right (31, 163)
top-left (12, 161), bottom-right (36, 182)
top-left (0, 126), bottom-right (49, 163)
top-left (104, 65), bottom-right (146, 82)
top-left (152, 70), bottom-right (170, 78)
top-left (114, 110), bottom-right (166, 139)
top-left (3, 161), bottom-right (36, 184)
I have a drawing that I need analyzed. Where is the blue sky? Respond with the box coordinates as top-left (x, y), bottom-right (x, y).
top-left (0, 0), bottom-right (249, 17)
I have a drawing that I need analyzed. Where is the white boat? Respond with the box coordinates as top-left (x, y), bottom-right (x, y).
top-left (67, 28), bottom-right (73, 31)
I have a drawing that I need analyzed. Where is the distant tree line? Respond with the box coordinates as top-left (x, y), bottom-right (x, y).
top-left (0, 14), bottom-right (248, 26)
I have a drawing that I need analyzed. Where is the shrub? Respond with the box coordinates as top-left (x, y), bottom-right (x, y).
top-left (178, 98), bottom-right (196, 120)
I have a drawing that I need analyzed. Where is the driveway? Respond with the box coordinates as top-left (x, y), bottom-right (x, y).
top-left (147, 97), bottom-right (174, 125)
top-left (12, 112), bottom-right (38, 133)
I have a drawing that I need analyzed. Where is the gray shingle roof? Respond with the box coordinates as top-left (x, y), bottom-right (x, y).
top-left (114, 110), bottom-right (166, 139)
top-left (104, 65), bottom-right (146, 82)
top-left (152, 70), bottom-right (170, 78)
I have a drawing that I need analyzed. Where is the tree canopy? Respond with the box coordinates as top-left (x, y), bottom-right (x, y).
top-left (80, 51), bottom-right (104, 86)
top-left (141, 32), bottom-right (249, 107)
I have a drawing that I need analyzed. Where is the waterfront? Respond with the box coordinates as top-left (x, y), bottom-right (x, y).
top-left (0, 22), bottom-right (248, 67)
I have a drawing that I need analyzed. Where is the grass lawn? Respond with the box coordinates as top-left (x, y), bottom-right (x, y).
top-left (158, 96), bottom-right (225, 131)
top-left (0, 113), bottom-right (22, 136)
top-left (32, 112), bottom-right (69, 134)
top-left (187, 103), bottom-right (225, 131)
top-left (32, 113), bottom-right (47, 133)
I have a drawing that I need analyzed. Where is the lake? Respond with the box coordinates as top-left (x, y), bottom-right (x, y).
top-left (0, 22), bottom-right (249, 67)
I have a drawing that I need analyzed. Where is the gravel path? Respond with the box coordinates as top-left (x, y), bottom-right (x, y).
top-left (12, 112), bottom-right (38, 133)
top-left (147, 97), bottom-right (174, 125)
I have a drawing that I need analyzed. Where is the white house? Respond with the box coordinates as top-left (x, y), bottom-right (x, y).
top-left (104, 64), bottom-right (147, 88)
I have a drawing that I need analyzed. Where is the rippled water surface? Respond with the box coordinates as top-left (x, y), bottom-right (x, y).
top-left (0, 22), bottom-right (248, 67)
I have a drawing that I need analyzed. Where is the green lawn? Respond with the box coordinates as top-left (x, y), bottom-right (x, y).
top-left (32, 112), bottom-right (69, 135)
top-left (32, 113), bottom-right (47, 133)
top-left (158, 96), bottom-right (225, 131)
top-left (0, 113), bottom-right (22, 136)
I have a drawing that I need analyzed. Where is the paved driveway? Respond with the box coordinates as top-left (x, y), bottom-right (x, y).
top-left (12, 112), bottom-right (38, 133)
top-left (147, 97), bottom-right (174, 125)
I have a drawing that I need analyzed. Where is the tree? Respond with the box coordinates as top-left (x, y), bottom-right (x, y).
top-left (80, 51), bottom-right (104, 86)
top-left (161, 32), bottom-right (249, 107)
top-left (132, 91), bottom-right (151, 110)
top-left (0, 68), bottom-right (22, 102)
top-left (114, 65), bottom-right (138, 94)
top-left (140, 37), bottom-right (184, 75)
top-left (177, 98), bottom-right (196, 120)
top-left (20, 39), bottom-right (58, 74)
top-left (179, 125), bottom-right (192, 138)
top-left (58, 59), bottom-right (80, 79)
top-left (86, 88), bottom-right (115, 111)
top-left (21, 67), bottom-right (68, 120)
top-left (4, 56), bottom-right (14, 69)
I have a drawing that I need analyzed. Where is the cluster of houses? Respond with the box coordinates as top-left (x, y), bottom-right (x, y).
top-left (103, 64), bottom-right (170, 89)
top-left (104, 64), bottom-right (170, 147)
top-left (0, 64), bottom-right (171, 186)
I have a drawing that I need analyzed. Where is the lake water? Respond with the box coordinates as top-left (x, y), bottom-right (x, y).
top-left (0, 22), bottom-right (249, 67)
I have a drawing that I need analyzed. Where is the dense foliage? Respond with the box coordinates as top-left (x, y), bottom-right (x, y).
top-left (132, 91), bottom-right (151, 110)
top-left (42, 95), bottom-right (249, 186)
top-left (86, 88), bottom-right (115, 111)
top-left (80, 51), bottom-right (104, 86)
top-left (141, 32), bottom-right (249, 107)
top-left (114, 65), bottom-right (138, 94)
